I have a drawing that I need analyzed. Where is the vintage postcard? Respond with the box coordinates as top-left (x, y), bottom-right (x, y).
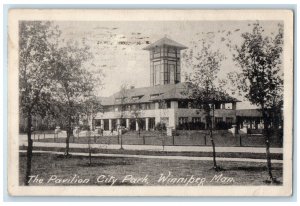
top-left (8, 9), bottom-right (293, 196)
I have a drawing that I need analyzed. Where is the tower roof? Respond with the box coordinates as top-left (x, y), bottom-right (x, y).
top-left (143, 36), bottom-right (188, 50)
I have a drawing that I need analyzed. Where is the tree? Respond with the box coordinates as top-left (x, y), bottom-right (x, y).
top-left (131, 103), bottom-right (143, 138)
top-left (51, 41), bottom-right (95, 156)
top-left (19, 21), bottom-right (60, 185)
top-left (185, 39), bottom-right (227, 171)
top-left (80, 95), bottom-right (103, 166)
top-left (230, 22), bottom-right (283, 183)
top-left (81, 95), bottom-right (103, 133)
top-left (116, 83), bottom-right (131, 149)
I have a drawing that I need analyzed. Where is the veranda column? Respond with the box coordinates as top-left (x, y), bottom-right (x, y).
top-left (109, 119), bottom-right (112, 131)
top-left (126, 119), bottom-right (130, 129)
top-left (221, 103), bottom-right (226, 109)
top-left (145, 118), bottom-right (149, 131)
top-left (100, 119), bottom-right (104, 130)
top-left (232, 102), bottom-right (237, 110)
top-left (136, 119), bottom-right (139, 131)
top-left (117, 119), bottom-right (121, 127)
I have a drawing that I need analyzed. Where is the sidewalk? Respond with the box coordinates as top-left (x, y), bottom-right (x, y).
top-left (19, 150), bottom-right (283, 163)
top-left (20, 141), bottom-right (283, 154)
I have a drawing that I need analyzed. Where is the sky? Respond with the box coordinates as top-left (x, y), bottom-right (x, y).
top-left (55, 20), bottom-right (283, 109)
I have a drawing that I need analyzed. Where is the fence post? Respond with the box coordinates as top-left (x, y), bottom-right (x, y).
top-left (204, 135), bottom-right (206, 146)
top-left (172, 135), bottom-right (175, 146)
top-left (143, 135), bottom-right (145, 145)
top-left (44, 133), bottom-right (45, 139)
top-left (38, 134), bottom-right (40, 142)
top-left (33, 133), bottom-right (35, 140)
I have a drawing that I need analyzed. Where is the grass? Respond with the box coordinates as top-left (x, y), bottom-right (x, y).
top-left (19, 152), bottom-right (283, 186)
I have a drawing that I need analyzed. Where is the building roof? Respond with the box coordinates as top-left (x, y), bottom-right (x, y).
top-left (143, 36), bottom-right (188, 50)
top-left (236, 109), bottom-right (262, 117)
top-left (99, 82), bottom-right (239, 106)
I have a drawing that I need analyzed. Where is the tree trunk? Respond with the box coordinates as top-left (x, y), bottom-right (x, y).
top-left (120, 132), bottom-right (123, 150)
top-left (65, 115), bottom-right (71, 156)
top-left (88, 134), bottom-right (92, 166)
top-left (24, 113), bottom-right (33, 186)
top-left (208, 106), bottom-right (218, 171)
top-left (262, 109), bottom-right (274, 182)
top-left (210, 127), bottom-right (217, 169)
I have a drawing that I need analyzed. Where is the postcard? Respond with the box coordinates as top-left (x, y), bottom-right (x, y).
top-left (8, 9), bottom-right (293, 196)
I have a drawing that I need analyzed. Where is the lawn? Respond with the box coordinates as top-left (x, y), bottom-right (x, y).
top-left (19, 152), bottom-right (283, 186)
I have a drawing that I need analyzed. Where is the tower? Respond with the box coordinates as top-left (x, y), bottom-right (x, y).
top-left (143, 36), bottom-right (188, 86)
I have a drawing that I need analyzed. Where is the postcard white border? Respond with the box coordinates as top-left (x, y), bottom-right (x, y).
top-left (7, 9), bottom-right (294, 196)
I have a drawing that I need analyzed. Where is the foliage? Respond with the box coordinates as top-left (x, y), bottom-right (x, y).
top-left (229, 22), bottom-right (283, 109)
top-left (184, 37), bottom-right (228, 171)
top-left (50, 40), bottom-right (99, 155)
top-left (19, 21), bottom-right (61, 185)
top-left (177, 122), bottom-right (206, 130)
top-left (19, 21), bottom-right (60, 119)
top-left (155, 122), bottom-right (166, 131)
top-left (230, 22), bottom-right (284, 182)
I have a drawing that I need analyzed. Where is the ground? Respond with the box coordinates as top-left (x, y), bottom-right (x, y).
top-left (19, 152), bottom-right (283, 186)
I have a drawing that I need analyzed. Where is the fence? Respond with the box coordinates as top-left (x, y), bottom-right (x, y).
top-left (20, 129), bottom-right (283, 148)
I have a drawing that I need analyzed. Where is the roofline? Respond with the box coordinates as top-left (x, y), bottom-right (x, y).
top-left (143, 37), bottom-right (188, 51)
top-left (143, 44), bottom-right (188, 51)
top-left (101, 98), bottom-right (240, 106)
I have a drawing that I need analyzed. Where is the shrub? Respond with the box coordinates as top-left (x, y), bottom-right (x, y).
top-left (155, 122), bottom-right (166, 131)
top-left (80, 124), bottom-right (90, 131)
top-left (177, 122), bottom-right (206, 130)
top-left (215, 121), bottom-right (230, 130)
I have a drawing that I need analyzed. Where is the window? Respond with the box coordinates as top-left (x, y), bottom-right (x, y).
top-left (226, 117), bottom-right (234, 124)
top-left (169, 64), bottom-right (175, 84)
top-left (144, 103), bottom-right (151, 110)
top-left (192, 117), bottom-right (201, 123)
top-left (179, 117), bottom-right (188, 124)
top-left (150, 51), bottom-right (154, 59)
top-left (132, 95), bottom-right (143, 101)
top-left (215, 117), bottom-right (223, 123)
top-left (115, 97), bottom-right (127, 103)
top-left (159, 101), bottom-right (171, 109)
top-left (178, 117), bottom-right (189, 129)
top-left (150, 103), bottom-right (155, 109)
top-left (191, 102), bottom-right (202, 109)
top-left (155, 65), bottom-right (160, 85)
top-left (176, 64), bottom-right (181, 83)
top-left (149, 118), bottom-right (155, 130)
top-left (150, 94), bottom-right (160, 99)
top-left (178, 101), bottom-right (189, 108)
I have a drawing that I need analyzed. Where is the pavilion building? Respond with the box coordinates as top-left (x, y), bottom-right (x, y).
top-left (94, 36), bottom-right (240, 132)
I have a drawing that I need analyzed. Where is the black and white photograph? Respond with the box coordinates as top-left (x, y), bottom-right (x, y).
top-left (7, 9), bottom-right (293, 196)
